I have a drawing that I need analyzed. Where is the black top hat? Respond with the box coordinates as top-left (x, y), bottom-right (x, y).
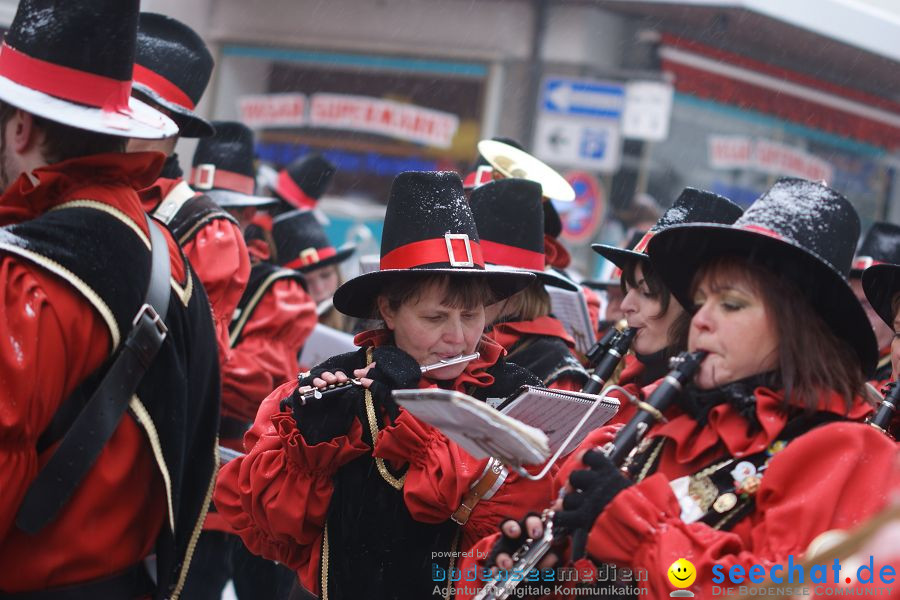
top-left (592, 188), bottom-right (743, 269)
top-left (191, 121), bottom-right (276, 208)
top-left (648, 177), bottom-right (878, 376)
top-left (133, 12), bottom-right (215, 138)
top-left (470, 178), bottom-right (578, 291)
top-left (272, 154), bottom-right (337, 210)
top-left (272, 209), bottom-right (355, 272)
top-left (862, 264), bottom-right (900, 328)
top-left (0, 0), bottom-right (176, 139)
top-left (333, 171), bottom-right (535, 319)
top-left (851, 222), bottom-right (900, 277)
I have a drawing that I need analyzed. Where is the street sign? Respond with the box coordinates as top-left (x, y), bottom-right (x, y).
top-left (534, 77), bottom-right (624, 172)
top-left (558, 171), bottom-right (605, 243)
top-left (533, 115), bottom-right (621, 172)
top-left (542, 78), bottom-right (625, 118)
top-left (622, 81), bottom-right (674, 142)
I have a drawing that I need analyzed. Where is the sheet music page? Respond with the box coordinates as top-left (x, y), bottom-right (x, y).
top-left (298, 323), bottom-right (357, 370)
top-left (393, 389), bottom-right (550, 465)
top-left (500, 387), bottom-right (619, 455)
top-left (547, 286), bottom-right (596, 355)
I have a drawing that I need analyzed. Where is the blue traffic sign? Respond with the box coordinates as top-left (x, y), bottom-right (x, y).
top-left (542, 78), bottom-right (625, 119)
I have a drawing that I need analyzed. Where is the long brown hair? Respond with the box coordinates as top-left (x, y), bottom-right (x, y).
top-left (694, 257), bottom-right (864, 412)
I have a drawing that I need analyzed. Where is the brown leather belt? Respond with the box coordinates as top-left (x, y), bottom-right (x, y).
top-left (450, 457), bottom-right (508, 525)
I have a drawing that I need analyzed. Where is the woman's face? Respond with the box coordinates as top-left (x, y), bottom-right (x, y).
top-left (378, 281), bottom-right (485, 380)
top-left (620, 262), bottom-right (683, 355)
top-left (688, 268), bottom-right (780, 389)
top-left (306, 264), bottom-right (340, 304)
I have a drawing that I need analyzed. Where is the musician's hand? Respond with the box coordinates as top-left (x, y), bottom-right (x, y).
top-left (486, 514), bottom-right (558, 576)
top-left (365, 346), bottom-right (422, 421)
top-left (293, 370), bottom-right (361, 445)
top-left (553, 449), bottom-right (631, 531)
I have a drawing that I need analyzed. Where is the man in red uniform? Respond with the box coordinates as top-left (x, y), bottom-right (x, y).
top-left (183, 120), bottom-right (317, 600)
top-left (128, 13), bottom-right (251, 368)
top-left (0, 1), bottom-right (220, 598)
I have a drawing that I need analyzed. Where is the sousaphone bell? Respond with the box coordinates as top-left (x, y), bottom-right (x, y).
top-left (477, 139), bottom-right (576, 203)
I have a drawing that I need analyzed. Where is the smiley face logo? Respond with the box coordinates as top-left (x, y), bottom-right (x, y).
top-left (668, 558), bottom-right (696, 588)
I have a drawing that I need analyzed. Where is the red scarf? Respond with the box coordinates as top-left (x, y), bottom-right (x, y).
top-left (353, 328), bottom-right (505, 391)
top-left (488, 315), bottom-right (576, 353)
top-left (647, 385), bottom-right (872, 463)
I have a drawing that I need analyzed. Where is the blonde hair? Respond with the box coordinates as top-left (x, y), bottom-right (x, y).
top-left (495, 280), bottom-right (551, 322)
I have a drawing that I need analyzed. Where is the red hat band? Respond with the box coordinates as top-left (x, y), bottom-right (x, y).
top-left (133, 63), bottom-right (195, 110)
top-left (380, 233), bottom-right (484, 270)
top-left (191, 164), bottom-right (255, 195)
top-left (480, 239), bottom-right (544, 271)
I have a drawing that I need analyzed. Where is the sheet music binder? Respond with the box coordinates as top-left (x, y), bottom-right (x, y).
top-left (546, 285), bottom-right (596, 355)
top-left (393, 385), bottom-right (619, 468)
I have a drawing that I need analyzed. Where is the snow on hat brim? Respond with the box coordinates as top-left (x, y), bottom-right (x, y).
top-left (206, 189), bottom-right (279, 209)
top-left (333, 267), bottom-right (535, 319)
top-left (648, 223), bottom-right (878, 377)
top-left (0, 73), bottom-right (177, 139)
top-left (862, 263), bottom-right (900, 328)
top-left (132, 80), bottom-right (213, 137)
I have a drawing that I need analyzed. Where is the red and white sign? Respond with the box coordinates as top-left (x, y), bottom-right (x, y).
top-left (560, 171), bottom-right (606, 243)
top-left (708, 135), bottom-right (834, 183)
top-left (309, 93), bottom-right (459, 148)
top-left (238, 94), bottom-right (307, 128)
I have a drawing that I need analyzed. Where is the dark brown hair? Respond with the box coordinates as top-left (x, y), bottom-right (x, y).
top-left (621, 258), bottom-right (689, 354)
top-left (0, 101), bottom-right (126, 165)
top-left (694, 257), bottom-right (864, 412)
top-left (376, 273), bottom-right (493, 319)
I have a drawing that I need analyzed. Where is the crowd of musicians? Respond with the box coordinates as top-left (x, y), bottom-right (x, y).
top-left (0, 1), bottom-right (897, 600)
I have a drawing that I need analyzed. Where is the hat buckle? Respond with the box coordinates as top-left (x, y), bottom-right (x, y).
top-left (445, 233), bottom-right (474, 268)
top-left (194, 163), bottom-right (216, 190)
top-left (299, 247), bottom-right (320, 266)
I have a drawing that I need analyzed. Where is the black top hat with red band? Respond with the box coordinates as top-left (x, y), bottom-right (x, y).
top-left (850, 222), bottom-right (900, 278)
top-left (463, 136), bottom-right (523, 190)
top-left (0, 0), bottom-right (177, 139)
top-left (648, 177), bottom-right (878, 376)
top-left (272, 154), bottom-right (336, 211)
top-left (593, 188), bottom-right (743, 270)
top-left (469, 178), bottom-right (579, 291)
top-left (333, 171), bottom-right (535, 319)
top-left (191, 121), bottom-right (276, 208)
top-left (133, 12), bottom-right (215, 138)
top-left (862, 264), bottom-right (900, 328)
top-left (272, 209), bottom-right (355, 273)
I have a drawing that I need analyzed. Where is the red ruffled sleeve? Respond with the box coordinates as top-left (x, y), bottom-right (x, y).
top-left (220, 277), bottom-right (317, 424)
top-left (584, 422), bottom-right (898, 599)
top-left (213, 381), bottom-right (370, 593)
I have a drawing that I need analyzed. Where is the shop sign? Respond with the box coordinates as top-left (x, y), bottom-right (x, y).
top-left (309, 93), bottom-right (459, 148)
top-left (238, 93), bottom-right (307, 128)
top-left (708, 135), bottom-right (833, 182)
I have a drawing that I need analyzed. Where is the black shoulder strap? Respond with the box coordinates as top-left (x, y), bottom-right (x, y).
top-left (15, 215), bottom-right (172, 534)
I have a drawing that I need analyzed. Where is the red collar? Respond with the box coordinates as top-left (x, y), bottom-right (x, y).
top-left (138, 175), bottom-right (183, 213)
top-left (647, 385), bottom-right (872, 462)
top-left (489, 316), bottom-right (576, 351)
top-left (353, 328), bottom-right (506, 391)
top-left (0, 151), bottom-right (165, 226)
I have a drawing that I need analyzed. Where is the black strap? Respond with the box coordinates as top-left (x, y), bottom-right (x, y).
top-left (0, 563), bottom-right (155, 599)
top-left (15, 215), bottom-right (172, 535)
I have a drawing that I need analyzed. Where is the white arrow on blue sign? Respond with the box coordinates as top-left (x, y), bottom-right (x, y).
top-left (542, 78), bottom-right (625, 118)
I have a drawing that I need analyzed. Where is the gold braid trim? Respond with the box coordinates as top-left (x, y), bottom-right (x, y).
top-left (363, 347), bottom-right (407, 490)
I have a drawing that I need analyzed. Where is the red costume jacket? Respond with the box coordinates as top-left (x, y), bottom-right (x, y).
top-left (213, 332), bottom-right (555, 597)
top-left (140, 175), bottom-right (250, 366)
top-left (462, 387), bottom-right (897, 600)
top-left (0, 153), bottom-right (214, 593)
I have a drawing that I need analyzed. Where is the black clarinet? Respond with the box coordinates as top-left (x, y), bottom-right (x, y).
top-left (868, 381), bottom-right (899, 439)
top-left (474, 350), bottom-right (707, 600)
top-left (581, 327), bottom-right (636, 395)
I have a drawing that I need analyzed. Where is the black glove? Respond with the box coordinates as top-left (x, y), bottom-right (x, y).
top-left (366, 346), bottom-right (422, 421)
top-left (553, 449), bottom-right (632, 531)
top-left (286, 370), bottom-right (360, 445)
top-left (485, 512), bottom-right (544, 569)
